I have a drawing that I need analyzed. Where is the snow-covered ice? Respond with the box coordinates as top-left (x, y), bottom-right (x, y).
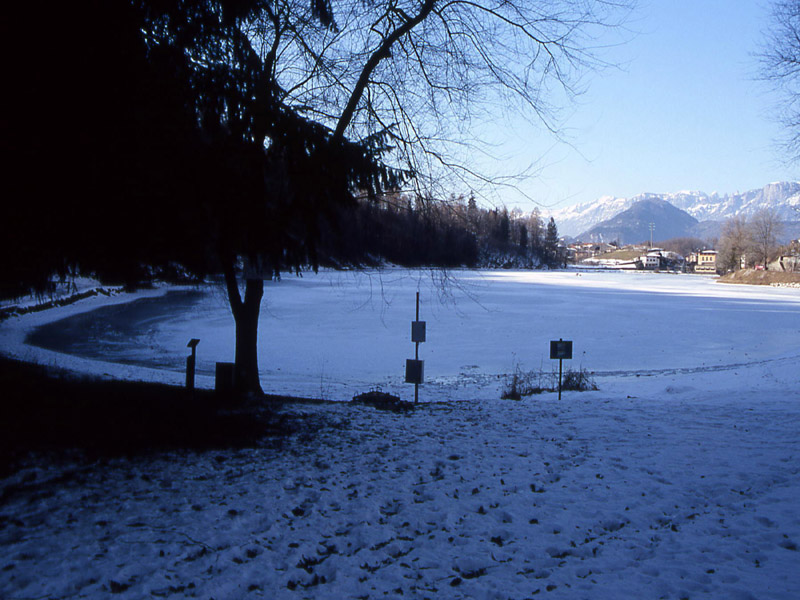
top-left (5, 268), bottom-right (800, 402)
top-left (1, 268), bottom-right (799, 599)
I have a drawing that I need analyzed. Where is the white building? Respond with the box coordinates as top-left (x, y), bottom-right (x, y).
top-left (642, 254), bottom-right (660, 269)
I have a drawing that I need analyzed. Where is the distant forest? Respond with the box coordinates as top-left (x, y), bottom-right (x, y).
top-left (321, 192), bottom-right (564, 270)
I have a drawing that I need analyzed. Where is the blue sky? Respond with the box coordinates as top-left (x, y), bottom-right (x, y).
top-left (496, 0), bottom-right (799, 211)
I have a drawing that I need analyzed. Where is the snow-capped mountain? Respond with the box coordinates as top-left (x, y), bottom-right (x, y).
top-left (579, 198), bottom-right (699, 245)
top-left (550, 182), bottom-right (800, 238)
top-left (668, 181), bottom-right (800, 222)
top-left (548, 196), bottom-right (636, 238)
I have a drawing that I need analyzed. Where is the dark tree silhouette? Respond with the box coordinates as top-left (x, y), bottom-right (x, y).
top-left (2, 0), bottom-right (626, 395)
top-left (519, 224), bottom-right (529, 252)
top-left (3, 1), bottom-right (401, 394)
top-left (544, 218), bottom-right (561, 267)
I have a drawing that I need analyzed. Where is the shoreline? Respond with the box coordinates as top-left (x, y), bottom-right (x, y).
top-left (2, 269), bottom-right (798, 403)
top-left (0, 284), bottom-right (206, 388)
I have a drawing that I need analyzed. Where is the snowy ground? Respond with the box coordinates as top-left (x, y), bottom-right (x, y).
top-left (1, 269), bottom-right (799, 599)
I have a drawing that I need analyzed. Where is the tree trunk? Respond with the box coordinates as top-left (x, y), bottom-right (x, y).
top-left (224, 265), bottom-right (264, 396)
top-left (235, 278), bottom-right (264, 394)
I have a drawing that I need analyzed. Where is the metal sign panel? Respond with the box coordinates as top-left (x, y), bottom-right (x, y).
top-left (411, 321), bottom-right (426, 343)
top-left (550, 340), bottom-right (573, 360)
top-left (405, 359), bottom-right (424, 384)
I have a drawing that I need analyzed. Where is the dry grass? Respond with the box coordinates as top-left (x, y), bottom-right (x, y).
top-left (717, 269), bottom-right (800, 286)
top-left (599, 249), bottom-right (643, 261)
top-left (502, 365), bottom-right (598, 400)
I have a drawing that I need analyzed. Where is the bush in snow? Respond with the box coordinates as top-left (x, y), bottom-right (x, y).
top-left (502, 365), bottom-right (597, 399)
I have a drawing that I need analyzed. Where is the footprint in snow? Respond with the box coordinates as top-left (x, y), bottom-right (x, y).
top-left (755, 516), bottom-right (776, 528)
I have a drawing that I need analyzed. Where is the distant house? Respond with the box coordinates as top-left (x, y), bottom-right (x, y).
top-left (642, 253), bottom-right (660, 269)
top-left (776, 254), bottom-right (800, 272)
top-left (568, 242), bottom-right (617, 263)
top-left (639, 248), bottom-right (665, 270)
top-left (687, 250), bottom-right (717, 274)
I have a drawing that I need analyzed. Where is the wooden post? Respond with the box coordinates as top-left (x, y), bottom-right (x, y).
top-left (186, 354), bottom-right (195, 391)
top-left (186, 338), bottom-right (200, 392)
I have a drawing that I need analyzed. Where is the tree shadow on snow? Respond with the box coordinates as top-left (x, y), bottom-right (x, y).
top-left (0, 358), bottom-right (299, 476)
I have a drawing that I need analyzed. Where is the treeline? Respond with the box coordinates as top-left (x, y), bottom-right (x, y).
top-left (320, 192), bottom-right (563, 269)
top-left (657, 237), bottom-right (709, 257)
top-left (717, 210), bottom-right (785, 271)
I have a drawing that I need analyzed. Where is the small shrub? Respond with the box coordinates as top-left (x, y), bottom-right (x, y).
top-left (501, 367), bottom-right (551, 399)
top-left (501, 373), bottom-right (522, 400)
top-left (502, 365), bottom-right (597, 399)
top-left (561, 367), bottom-right (598, 391)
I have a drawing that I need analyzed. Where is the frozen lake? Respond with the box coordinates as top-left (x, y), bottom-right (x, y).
top-left (3, 269), bottom-right (800, 600)
top-left (19, 269), bottom-right (800, 401)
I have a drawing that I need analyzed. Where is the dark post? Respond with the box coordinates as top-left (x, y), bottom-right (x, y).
top-left (186, 338), bottom-right (200, 391)
top-left (415, 292), bottom-right (420, 403)
top-left (550, 338), bottom-right (572, 401)
top-left (406, 292), bottom-right (426, 402)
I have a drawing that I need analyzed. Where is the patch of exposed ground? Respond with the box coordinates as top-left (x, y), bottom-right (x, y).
top-left (717, 269), bottom-right (800, 286)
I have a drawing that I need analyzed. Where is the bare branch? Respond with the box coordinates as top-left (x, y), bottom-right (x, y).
top-left (333, 0), bottom-right (437, 142)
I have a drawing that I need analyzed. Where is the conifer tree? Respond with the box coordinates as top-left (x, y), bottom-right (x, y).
top-left (544, 218), bottom-right (561, 267)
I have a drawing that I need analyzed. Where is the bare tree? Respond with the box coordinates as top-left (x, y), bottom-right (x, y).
top-left (249, 0), bottom-right (631, 197)
top-left (760, 0), bottom-right (800, 160)
top-left (750, 208), bottom-right (785, 269)
top-left (717, 215), bottom-right (752, 272)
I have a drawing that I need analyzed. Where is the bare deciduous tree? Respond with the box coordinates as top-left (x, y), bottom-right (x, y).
top-left (760, 0), bottom-right (800, 160)
top-left (249, 0), bottom-right (630, 196)
top-left (750, 208), bottom-right (785, 269)
top-left (717, 215), bottom-right (752, 272)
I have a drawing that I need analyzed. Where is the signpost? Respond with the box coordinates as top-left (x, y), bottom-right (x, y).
top-left (186, 338), bottom-right (200, 392)
top-left (405, 292), bottom-right (426, 403)
top-left (549, 338), bottom-right (572, 400)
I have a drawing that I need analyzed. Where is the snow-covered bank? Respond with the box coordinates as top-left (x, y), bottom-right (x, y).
top-left (2, 393), bottom-right (799, 599)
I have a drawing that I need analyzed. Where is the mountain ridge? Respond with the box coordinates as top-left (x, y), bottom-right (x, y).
top-left (578, 198), bottom-right (700, 245)
top-left (550, 181), bottom-right (800, 239)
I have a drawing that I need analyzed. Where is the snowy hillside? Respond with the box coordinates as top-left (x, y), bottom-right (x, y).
top-left (550, 182), bottom-right (800, 237)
